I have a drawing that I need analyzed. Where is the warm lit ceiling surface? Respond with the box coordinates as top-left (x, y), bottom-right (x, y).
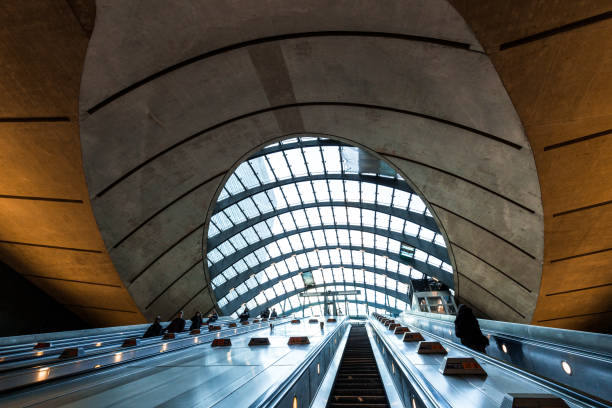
top-left (206, 137), bottom-right (453, 317)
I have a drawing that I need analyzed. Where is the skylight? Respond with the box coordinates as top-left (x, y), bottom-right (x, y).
top-left (205, 137), bottom-right (452, 317)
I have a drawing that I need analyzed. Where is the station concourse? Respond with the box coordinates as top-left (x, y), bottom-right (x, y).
top-left (0, 1), bottom-right (610, 407)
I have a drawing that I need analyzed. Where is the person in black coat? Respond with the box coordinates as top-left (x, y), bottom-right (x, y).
top-left (454, 305), bottom-right (489, 353)
top-left (165, 311), bottom-right (186, 333)
top-left (142, 316), bottom-right (163, 338)
top-left (190, 311), bottom-right (202, 330)
top-left (270, 308), bottom-right (278, 318)
top-left (260, 307), bottom-right (270, 319)
top-left (238, 307), bottom-right (250, 322)
top-left (205, 311), bottom-right (218, 325)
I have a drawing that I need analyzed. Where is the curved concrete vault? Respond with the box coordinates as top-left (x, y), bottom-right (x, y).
top-left (78, 0), bottom-right (543, 324)
top-left (3, 0), bottom-right (609, 332)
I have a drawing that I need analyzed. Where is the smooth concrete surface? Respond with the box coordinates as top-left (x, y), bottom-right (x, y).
top-left (78, 0), bottom-right (543, 325)
top-left (0, 318), bottom-right (344, 408)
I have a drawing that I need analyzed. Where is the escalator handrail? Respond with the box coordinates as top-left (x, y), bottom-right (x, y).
top-left (397, 317), bottom-right (610, 408)
top-left (249, 317), bottom-right (349, 408)
top-left (369, 316), bottom-right (453, 408)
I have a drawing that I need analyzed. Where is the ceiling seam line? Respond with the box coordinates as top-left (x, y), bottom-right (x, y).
top-left (457, 272), bottom-right (525, 318)
top-left (543, 128), bottom-right (611, 151)
top-left (499, 11), bottom-right (612, 51)
top-left (21, 274), bottom-right (122, 288)
top-left (550, 247), bottom-right (612, 264)
top-left (552, 198), bottom-right (612, 217)
top-left (93, 102), bottom-right (515, 198)
top-left (0, 195), bottom-right (83, 203)
top-left (145, 258), bottom-right (203, 309)
top-left (382, 153), bottom-right (535, 214)
top-left (171, 286), bottom-right (209, 321)
top-left (449, 241), bottom-right (532, 292)
top-left (536, 309), bottom-right (612, 323)
top-left (128, 223), bottom-right (204, 285)
top-left (431, 203), bottom-right (536, 260)
top-left (0, 117), bottom-right (70, 122)
top-left (0, 240), bottom-right (102, 253)
top-left (87, 31), bottom-right (475, 114)
top-left (545, 283), bottom-right (612, 297)
top-left (112, 171), bottom-right (226, 249)
top-left (63, 304), bottom-right (139, 314)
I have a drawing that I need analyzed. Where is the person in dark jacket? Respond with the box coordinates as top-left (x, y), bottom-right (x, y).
top-left (238, 307), bottom-right (250, 322)
top-left (260, 307), bottom-right (270, 319)
top-left (142, 316), bottom-right (163, 338)
top-left (454, 305), bottom-right (489, 353)
top-left (205, 311), bottom-right (218, 325)
top-left (190, 311), bottom-right (202, 330)
top-left (166, 311), bottom-right (186, 333)
top-left (270, 308), bottom-right (278, 318)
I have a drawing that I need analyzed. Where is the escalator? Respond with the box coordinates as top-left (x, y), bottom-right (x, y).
top-left (327, 326), bottom-right (389, 408)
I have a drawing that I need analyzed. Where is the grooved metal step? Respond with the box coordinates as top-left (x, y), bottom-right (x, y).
top-left (326, 326), bottom-right (389, 408)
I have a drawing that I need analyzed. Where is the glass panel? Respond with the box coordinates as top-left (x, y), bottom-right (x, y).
top-left (302, 147), bottom-right (325, 175)
top-left (284, 148), bottom-right (308, 177)
top-left (297, 181), bottom-right (315, 203)
top-left (234, 162), bottom-right (259, 189)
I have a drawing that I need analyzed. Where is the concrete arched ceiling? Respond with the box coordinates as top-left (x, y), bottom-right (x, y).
top-left (79, 0), bottom-right (543, 323)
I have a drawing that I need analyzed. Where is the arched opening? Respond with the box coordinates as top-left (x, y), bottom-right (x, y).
top-left (204, 136), bottom-right (453, 318)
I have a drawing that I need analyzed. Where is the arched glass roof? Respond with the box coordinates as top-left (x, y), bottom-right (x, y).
top-left (205, 136), bottom-right (453, 317)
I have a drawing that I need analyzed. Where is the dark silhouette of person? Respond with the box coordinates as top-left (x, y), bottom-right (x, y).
top-left (190, 311), bottom-right (202, 330)
top-left (165, 311), bottom-right (186, 333)
top-left (142, 316), bottom-right (163, 338)
top-left (454, 305), bottom-right (489, 353)
top-left (205, 311), bottom-right (218, 325)
top-left (270, 308), bottom-right (278, 318)
top-left (260, 307), bottom-right (270, 319)
top-left (238, 307), bottom-right (250, 322)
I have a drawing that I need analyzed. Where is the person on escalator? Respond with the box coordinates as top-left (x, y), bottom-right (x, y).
top-left (205, 311), bottom-right (219, 324)
top-left (165, 311), bottom-right (186, 333)
top-left (190, 311), bottom-right (202, 330)
top-left (238, 306), bottom-right (250, 322)
top-left (260, 307), bottom-right (270, 319)
top-left (454, 305), bottom-right (489, 353)
top-left (270, 308), bottom-right (278, 318)
top-left (142, 316), bottom-right (164, 338)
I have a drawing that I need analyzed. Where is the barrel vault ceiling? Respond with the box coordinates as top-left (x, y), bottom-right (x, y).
top-left (1, 0), bottom-right (609, 331)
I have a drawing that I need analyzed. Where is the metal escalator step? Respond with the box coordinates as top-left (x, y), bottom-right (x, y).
top-left (326, 326), bottom-right (390, 408)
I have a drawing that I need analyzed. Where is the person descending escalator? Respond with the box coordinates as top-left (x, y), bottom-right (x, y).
top-left (205, 311), bottom-right (219, 325)
top-left (142, 316), bottom-right (163, 338)
top-left (454, 304), bottom-right (489, 353)
top-left (190, 311), bottom-right (202, 331)
top-left (238, 306), bottom-right (250, 322)
top-left (270, 308), bottom-right (278, 318)
top-left (165, 311), bottom-right (186, 333)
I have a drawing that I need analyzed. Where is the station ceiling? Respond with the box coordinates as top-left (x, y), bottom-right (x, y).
top-left (0, 0), bottom-right (609, 331)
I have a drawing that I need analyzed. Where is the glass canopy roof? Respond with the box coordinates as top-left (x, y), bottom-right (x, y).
top-left (205, 136), bottom-right (453, 318)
